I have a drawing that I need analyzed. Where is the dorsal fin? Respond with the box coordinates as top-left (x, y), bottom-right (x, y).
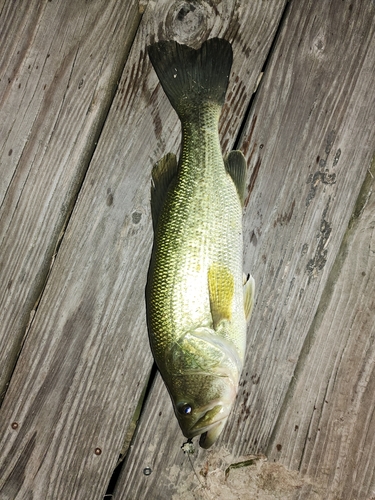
top-left (150, 153), bottom-right (178, 231)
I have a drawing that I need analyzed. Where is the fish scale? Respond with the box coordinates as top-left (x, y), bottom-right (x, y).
top-left (146, 38), bottom-right (255, 448)
top-left (151, 128), bottom-right (241, 347)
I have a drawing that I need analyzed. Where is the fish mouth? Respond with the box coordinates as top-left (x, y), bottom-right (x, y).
top-left (199, 419), bottom-right (227, 449)
top-left (185, 402), bottom-right (231, 448)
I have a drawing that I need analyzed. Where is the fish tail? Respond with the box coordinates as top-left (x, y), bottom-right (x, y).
top-left (148, 38), bottom-right (233, 118)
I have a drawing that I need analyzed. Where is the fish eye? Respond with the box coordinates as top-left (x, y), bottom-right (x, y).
top-left (177, 403), bottom-right (192, 416)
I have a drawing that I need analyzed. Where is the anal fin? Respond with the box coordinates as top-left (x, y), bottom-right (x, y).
top-left (224, 150), bottom-right (247, 206)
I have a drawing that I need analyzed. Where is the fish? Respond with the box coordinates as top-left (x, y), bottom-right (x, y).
top-left (146, 38), bottom-right (255, 448)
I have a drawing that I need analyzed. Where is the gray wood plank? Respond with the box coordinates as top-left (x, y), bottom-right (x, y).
top-left (268, 159), bottom-right (375, 499)
top-left (113, 0), bottom-right (375, 498)
top-left (0, 0), bottom-right (288, 498)
top-left (229, 0), bottom-right (375, 457)
top-left (0, 0), bottom-right (141, 399)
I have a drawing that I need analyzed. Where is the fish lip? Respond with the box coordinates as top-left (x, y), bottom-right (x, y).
top-left (185, 403), bottom-right (231, 438)
top-left (189, 415), bottom-right (228, 437)
top-left (199, 419), bottom-right (226, 449)
top-left (186, 415), bottom-right (228, 439)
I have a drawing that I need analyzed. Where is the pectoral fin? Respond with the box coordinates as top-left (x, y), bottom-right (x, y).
top-left (150, 153), bottom-right (178, 231)
top-left (243, 273), bottom-right (255, 322)
top-left (208, 263), bottom-right (234, 329)
top-left (224, 150), bottom-right (247, 206)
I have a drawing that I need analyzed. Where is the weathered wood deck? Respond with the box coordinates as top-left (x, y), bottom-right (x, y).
top-left (0, 1), bottom-right (374, 498)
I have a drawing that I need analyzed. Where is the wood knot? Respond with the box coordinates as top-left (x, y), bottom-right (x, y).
top-left (165, 0), bottom-right (215, 47)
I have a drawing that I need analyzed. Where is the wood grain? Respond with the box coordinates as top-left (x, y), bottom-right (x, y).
top-left (268, 159), bottom-right (375, 499)
top-left (0, 0), bottom-right (287, 498)
top-left (114, 0), bottom-right (375, 498)
top-left (228, 0), bottom-right (375, 457)
top-left (0, 0), bottom-right (141, 400)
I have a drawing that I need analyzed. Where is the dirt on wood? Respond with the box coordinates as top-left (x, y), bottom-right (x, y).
top-left (171, 449), bottom-right (324, 500)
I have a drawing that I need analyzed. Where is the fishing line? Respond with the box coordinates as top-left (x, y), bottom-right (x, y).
top-left (181, 439), bottom-right (211, 500)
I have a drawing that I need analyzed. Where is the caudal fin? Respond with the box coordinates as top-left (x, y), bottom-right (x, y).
top-left (148, 38), bottom-right (233, 118)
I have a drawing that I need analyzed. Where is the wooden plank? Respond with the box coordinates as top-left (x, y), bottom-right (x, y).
top-left (268, 159), bottom-right (375, 499)
top-left (0, 0), bottom-right (289, 498)
top-left (113, 0), bottom-right (375, 498)
top-left (0, 0), bottom-right (141, 399)
top-left (229, 0), bottom-right (375, 456)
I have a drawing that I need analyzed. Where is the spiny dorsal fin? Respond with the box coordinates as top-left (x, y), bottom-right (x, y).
top-left (208, 263), bottom-right (234, 329)
top-left (150, 153), bottom-right (178, 231)
top-left (224, 150), bottom-right (247, 206)
top-left (243, 273), bottom-right (255, 322)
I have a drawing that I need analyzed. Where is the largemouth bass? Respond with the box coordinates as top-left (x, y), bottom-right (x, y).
top-left (146, 38), bottom-right (254, 448)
